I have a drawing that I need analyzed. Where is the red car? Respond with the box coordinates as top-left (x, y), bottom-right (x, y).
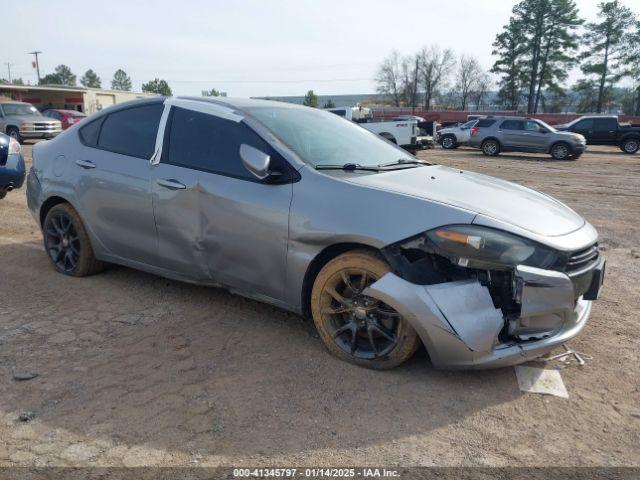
top-left (42, 109), bottom-right (87, 130)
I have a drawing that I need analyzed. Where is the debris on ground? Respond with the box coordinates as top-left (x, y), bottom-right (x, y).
top-left (539, 343), bottom-right (593, 368)
top-left (515, 366), bottom-right (569, 399)
top-left (18, 411), bottom-right (36, 422)
top-left (12, 371), bottom-right (39, 381)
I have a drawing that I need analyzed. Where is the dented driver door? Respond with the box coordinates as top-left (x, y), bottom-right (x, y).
top-left (151, 101), bottom-right (292, 303)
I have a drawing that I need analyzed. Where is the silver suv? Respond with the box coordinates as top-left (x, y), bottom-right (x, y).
top-left (468, 116), bottom-right (586, 160)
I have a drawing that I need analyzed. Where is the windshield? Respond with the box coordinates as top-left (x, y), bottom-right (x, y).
top-left (245, 106), bottom-right (415, 168)
top-left (2, 104), bottom-right (39, 116)
top-left (536, 119), bottom-right (557, 132)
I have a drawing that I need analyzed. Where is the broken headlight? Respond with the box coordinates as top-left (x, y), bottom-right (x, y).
top-left (423, 225), bottom-right (558, 270)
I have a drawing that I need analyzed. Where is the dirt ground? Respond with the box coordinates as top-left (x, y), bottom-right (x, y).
top-left (0, 143), bottom-right (638, 468)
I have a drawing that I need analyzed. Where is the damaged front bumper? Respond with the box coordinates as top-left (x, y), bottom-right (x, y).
top-left (365, 258), bottom-right (603, 369)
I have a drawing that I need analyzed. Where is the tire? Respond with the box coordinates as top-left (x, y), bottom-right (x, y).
top-left (0, 191), bottom-right (6, 200)
top-left (441, 135), bottom-right (457, 149)
top-left (621, 138), bottom-right (639, 154)
top-left (550, 142), bottom-right (571, 160)
top-left (43, 203), bottom-right (104, 277)
top-left (310, 250), bottom-right (421, 369)
top-left (481, 139), bottom-right (500, 156)
top-left (7, 127), bottom-right (22, 144)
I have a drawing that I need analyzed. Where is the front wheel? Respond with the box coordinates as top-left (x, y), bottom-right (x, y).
top-left (441, 135), bottom-right (457, 149)
top-left (621, 138), bottom-right (639, 154)
top-left (0, 191), bottom-right (6, 200)
top-left (550, 142), bottom-right (571, 160)
top-left (43, 203), bottom-right (105, 277)
top-left (7, 127), bottom-right (22, 144)
top-left (311, 250), bottom-right (420, 369)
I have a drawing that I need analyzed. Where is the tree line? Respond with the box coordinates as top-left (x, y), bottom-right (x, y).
top-left (375, 0), bottom-right (640, 115)
top-left (1, 65), bottom-right (173, 96)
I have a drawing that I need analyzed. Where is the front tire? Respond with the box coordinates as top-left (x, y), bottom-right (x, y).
top-left (621, 138), bottom-right (639, 154)
top-left (0, 191), bottom-right (6, 200)
top-left (550, 142), bottom-right (571, 160)
top-left (481, 139), bottom-right (500, 156)
top-left (43, 203), bottom-right (104, 277)
top-left (311, 250), bottom-right (420, 369)
top-left (441, 135), bottom-right (457, 149)
top-left (7, 127), bottom-right (22, 144)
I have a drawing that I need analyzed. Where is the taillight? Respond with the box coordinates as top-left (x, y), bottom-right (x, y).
top-left (471, 127), bottom-right (479, 136)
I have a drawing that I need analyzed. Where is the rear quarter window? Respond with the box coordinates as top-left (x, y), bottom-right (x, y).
top-left (97, 103), bottom-right (164, 159)
top-left (476, 119), bottom-right (496, 128)
top-left (78, 117), bottom-right (105, 147)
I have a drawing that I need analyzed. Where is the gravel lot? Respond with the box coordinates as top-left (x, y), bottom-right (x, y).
top-left (0, 143), bottom-right (638, 468)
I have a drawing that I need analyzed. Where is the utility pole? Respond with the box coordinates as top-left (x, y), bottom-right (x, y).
top-left (28, 51), bottom-right (42, 83)
top-left (5, 62), bottom-right (12, 83)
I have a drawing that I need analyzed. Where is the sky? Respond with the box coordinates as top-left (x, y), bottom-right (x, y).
top-left (3, 0), bottom-right (616, 97)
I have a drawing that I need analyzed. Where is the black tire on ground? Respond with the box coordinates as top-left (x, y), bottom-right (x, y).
top-left (43, 203), bottom-right (105, 277)
top-left (0, 191), bottom-right (6, 200)
top-left (481, 139), bottom-right (500, 156)
top-left (310, 250), bottom-right (421, 369)
top-left (441, 135), bottom-right (457, 149)
top-left (6, 127), bottom-right (22, 144)
top-left (621, 138), bottom-right (640, 154)
top-left (550, 142), bottom-right (571, 160)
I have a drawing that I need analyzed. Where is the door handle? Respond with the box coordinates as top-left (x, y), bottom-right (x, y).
top-left (75, 159), bottom-right (96, 169)
top-left (157, 178), bottom-right (186, 190)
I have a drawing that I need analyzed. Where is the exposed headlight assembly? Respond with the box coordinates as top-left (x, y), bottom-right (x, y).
top-left (415, 225), bottom-right (559, 270)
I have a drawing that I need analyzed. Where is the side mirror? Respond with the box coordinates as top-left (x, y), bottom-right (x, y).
top-left (240, 144), bottom-right (280, 181)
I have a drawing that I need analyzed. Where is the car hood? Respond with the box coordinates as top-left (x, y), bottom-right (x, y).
top-left (7, 114), bottom-right (57, 123)
top-left (347, 165), bottom-right (585, 237)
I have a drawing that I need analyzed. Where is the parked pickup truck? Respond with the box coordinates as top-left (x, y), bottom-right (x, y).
top-left (326, 106), bottom-right (419, 150)
top-left (0, 101), bottom-right (62, 144)
top-left (554, 115), bottom-right (640, 154)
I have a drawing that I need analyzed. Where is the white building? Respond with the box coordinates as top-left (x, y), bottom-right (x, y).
top-left (0, 84), bottom-right (156, 114)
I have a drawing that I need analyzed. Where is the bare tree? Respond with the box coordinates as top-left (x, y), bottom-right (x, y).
top-left (418, 46), bottom-right (456, 110)
top-left (400, 54), bottom-right (421, 111)
top-left (454, 55), bottom-right (485, 110)
top-left (375, 50), bottom-right (403, 107)
top-left (472, 72), bottom-right (492, 111)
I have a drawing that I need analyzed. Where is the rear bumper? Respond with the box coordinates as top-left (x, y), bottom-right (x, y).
top-left (0, 154), bottom-right (26, 191)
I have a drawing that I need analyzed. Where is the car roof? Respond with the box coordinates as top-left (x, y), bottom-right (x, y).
top-left (0, 101), bottom-right (31, 105)
top-left (47, 109), bottom-right (86, 114)
top-left (178, 96), bottom-right (309, 112)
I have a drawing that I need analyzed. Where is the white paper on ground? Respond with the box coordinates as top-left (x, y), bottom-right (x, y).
top-left (514, 365), bottom-right (569, 399)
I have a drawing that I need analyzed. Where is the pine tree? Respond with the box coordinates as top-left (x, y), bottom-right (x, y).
top-left (491, 19), bottom-right (526, 110)
top-left (580, 1), bottom-right (637, 113)
top-left (303, 90), bottom-right (318, 107)
top-left (40, 65), bottom-right (76, 86)
top-left (80, 69), bottom-right (101, 88)
top-left (141, 78), bottom-right (172, 96)
top-left (111, 69), bottom-right (132, 91)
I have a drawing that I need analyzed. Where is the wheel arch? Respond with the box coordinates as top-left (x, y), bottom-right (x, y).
top-left (39, 195), bottom-right (73, 227)
top-left (379, 132), bottom-right (397, 144)
top-left (5, 124), bottom-right (20, 134)
top-left (301, 242), bottom-right (381, 319)
top-left (481, 136), bottom-right (501, 147)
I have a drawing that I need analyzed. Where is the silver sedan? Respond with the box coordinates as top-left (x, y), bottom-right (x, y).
top-left (26, 97), bottom-right (605, 369)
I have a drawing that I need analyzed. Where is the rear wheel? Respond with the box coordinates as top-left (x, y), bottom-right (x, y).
top-left (481, 139), bottom-right (500, 156)
top-left (0, 191), bottom-right (6, 200)
top-left (7, 127), bottom-right (22, 144)
top-left (621, 138), bottom-right (639, 154)
top-left (550, 142), bottom-right (571, 160)
top-left (441, 135), bottom-right (457, 149)
top-left (311, 250), bottom-right (420, 369)
top-left (43, 203), bottom-right (104, 277)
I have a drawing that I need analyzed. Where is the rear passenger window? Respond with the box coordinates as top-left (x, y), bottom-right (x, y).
top-left (594, 118), bottom-right (617, 130)
top-left (79, 116), bottom-right (105, 147)
top-left (97, 103), bottom-right (164, 159)
top-left (574, 119), bottom-right (594, 130)
top-left (476, 119), bottom-right (496, 128)
top-left (164, 106), bottom-right (282, 181)
top-left (500, 120), bottom-right (523, 130)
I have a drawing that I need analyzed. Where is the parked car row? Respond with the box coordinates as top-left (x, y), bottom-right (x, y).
top-left (23, 96), bottom-right (605, 371)
top-left (437, 114), bottom-right (640, 160)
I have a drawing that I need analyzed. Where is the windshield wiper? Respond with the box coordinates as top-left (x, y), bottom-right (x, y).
top-left (378, 158), bottom-right (431, 168)
top-left (315, 163), bottom-right (380, 172)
